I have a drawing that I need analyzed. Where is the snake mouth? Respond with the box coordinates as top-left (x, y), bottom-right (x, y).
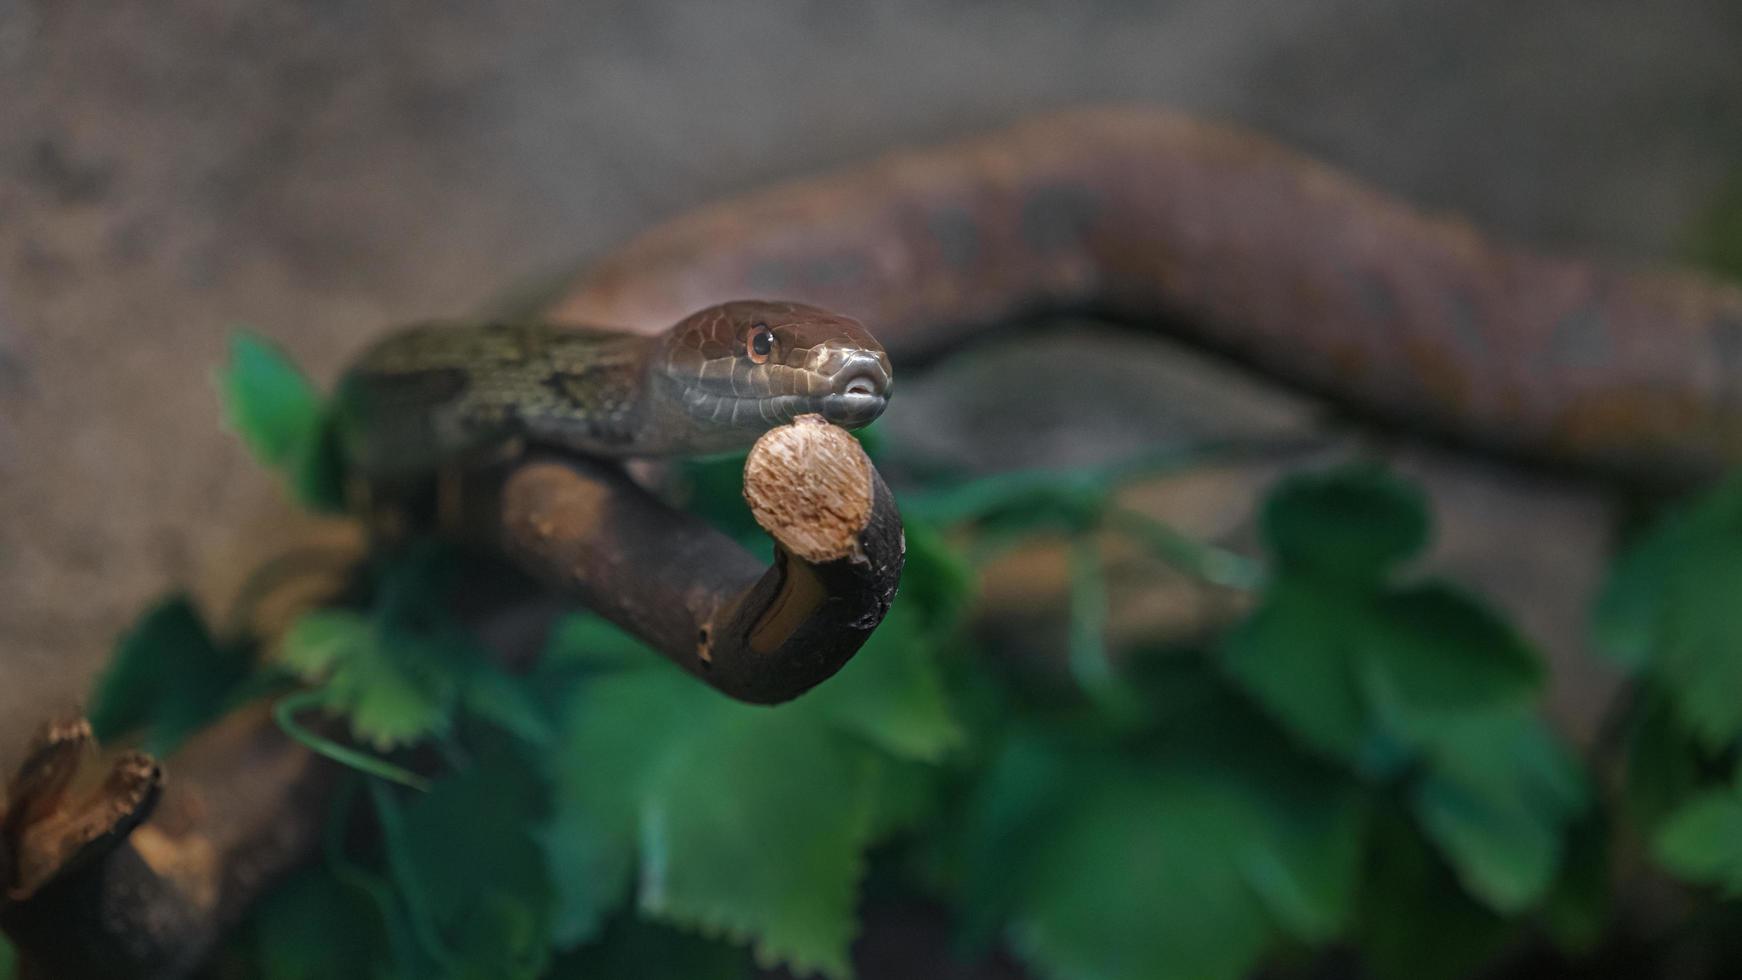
top-left (818, 390), bottom-right (888, 427)
top-left (816, 353), bottom-right (891, 427)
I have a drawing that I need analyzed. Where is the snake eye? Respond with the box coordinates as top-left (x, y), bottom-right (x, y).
top-left (747, 323), bottom-right (775, 364)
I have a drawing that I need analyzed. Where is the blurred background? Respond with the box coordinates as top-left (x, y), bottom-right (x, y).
top-left (4, 3), bottom-right (1742, 978)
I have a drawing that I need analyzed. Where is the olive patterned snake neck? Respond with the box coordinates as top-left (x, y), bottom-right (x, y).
top-left (333, 300), bottom-right (891, 479)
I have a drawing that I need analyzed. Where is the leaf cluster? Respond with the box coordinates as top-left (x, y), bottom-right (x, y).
top-left (1596, 477), bottom-right (1742, 904)
top-left (75, 333), bottom-right (1742, 979)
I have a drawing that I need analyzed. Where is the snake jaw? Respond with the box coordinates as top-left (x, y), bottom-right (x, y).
top-left (813, 348), bottom-right (891, 427)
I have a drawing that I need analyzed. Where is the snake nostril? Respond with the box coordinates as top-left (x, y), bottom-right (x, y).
top-left (832, 352), bottom-right (889, 399)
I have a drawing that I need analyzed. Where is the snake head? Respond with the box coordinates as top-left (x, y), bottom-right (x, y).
top-left (655, 301), bottom-right (892, 445)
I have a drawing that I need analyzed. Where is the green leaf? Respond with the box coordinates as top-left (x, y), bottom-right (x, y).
top-left (1260, 464), bottom-right (1429, 582)
top-left (249, 865), bottom-right (385, 980)
top-left (1594, 476), bottom-right (1742, 746)
top-left (1355, 804), bottom-right (1514, 980)
top-left (277, 550), bottom-right (521, 752)
top-left (1220, 580), bottom-right (1372, 765)
top-left (220, 332), bottom-right (324, 469)
top-left (219, 332), bottom-right (347, 512)
top-left (948, 735), bottom-right (1073, 947)
top-left (1009, 774), bottom-right (1272, 980)
top-left (1410, 711), bottom-right (1587, 913)
top-left (543, 613), bottom-right (662, 670)
top-left (461, 666), bottom-right (557, 747)
top-left (959, 737), bottom-right (1282, 980)
top-left (892, 520), bottom-right (976, 631)
top-left (1653, 789), bottom-right (1742, 893)
top-left (1361, 583), bottom-right (1543, 732)
top-left (1235, 762), bottom-right (1366, 944)
top-left (340, 635), bottom-right (460, 751)
top-left (292, 413), bottom-right (350, 514)
top-left (548, 914), bottom-right (752, 979)
top-left (1225, 466), bottom-right (1546, 778)
top-left (1621, 687), bottom-right (1710, 834)
top-left (545, 612), bottom-right (953, 979)
top-left (279, 609), bottom-right (462, 751)
top-left (385, 745), bottom-right (554, 979)
top-left (1539, 813), bottom-right (1612, 953)
top-left (280, 609), bottom-right (373, 678)
top-left (549, 659), bottom-right (877, 979)
top-left (89, 596), bottom-right (251, 755)
top-left (0, 934), bottom-right (14, 980)
top-left (674, 453), bottom-right (763, 545)
top-left (800, 602), bottom-right (962, 763)
top-left (632, 720), bottom-right (876, 978)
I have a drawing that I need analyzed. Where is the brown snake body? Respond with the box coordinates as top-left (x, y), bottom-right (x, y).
top-left (544, 107), bottom-right (1742, 486)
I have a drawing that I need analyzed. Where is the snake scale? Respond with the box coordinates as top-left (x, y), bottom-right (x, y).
top-left (338, 108), bottom-right (1742, 487)
top-left (334, 301), bottom-right (891, 478)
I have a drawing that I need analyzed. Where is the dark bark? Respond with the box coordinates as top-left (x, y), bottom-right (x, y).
top-left (0, 416), bottom-right (905, 976)
top-left (1, 707), bottom-right (328, 980)
top-left (478, 414), bottom-right (905, 703)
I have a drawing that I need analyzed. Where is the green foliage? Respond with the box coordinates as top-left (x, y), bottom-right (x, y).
top-left (546, 915), bottom-right (753, 979)
top-left (1221, 465), bottom-right (1580, 915)
top-left (1621, 688), bottom-right (1711, 833)
top-left (1596, 474), bottom-right (1742, 747)
top-left (1353, 804), bottom-right (1513, 980)
top-left (1653, 787), bottom-right (1742, 896)
top-left (110, 334), bottom-right (1710, 978)
top-left (244, 742), bottom-right (557, 980)
top-left (1225, 467), bottom-right (1543, 770)
top-left (88, 595), bottom-right (252, 755)
top-left (277, 547), bottom-right (552, 754)
top-left (0, 935), bottom-right (14, 980)
top-left (950, 691), bottom-right (1367, 980)
top-left (1261, 464), bottom-right (1429, 583)
top-left (218, 331), bottom-right (347, 512)
top-left (378, 745), bottom-right (555, 979)
top-left (1539, 813), bottom-right (1614, 954)
top-left (544, 601), bottom-right (958, 979)
top-left (281, 608), bottom-right (461, 750)
top-left (1598, 472), bottom-right (1742, 931)
top-left (247, 865), bottom-right (384, 980)
top-left (973, 744), bottom-right (1278, 980)
top-left (1409, 710), bottom-right (1587, 912)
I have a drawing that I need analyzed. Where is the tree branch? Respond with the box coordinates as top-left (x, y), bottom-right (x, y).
top-left (0, 708), bottom-right (328, 980)
top-left (478, 414), bottom-right (905, 703)
top-left (0, 416), bottom-right (904, 976)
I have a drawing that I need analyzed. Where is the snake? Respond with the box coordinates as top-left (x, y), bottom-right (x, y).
top-left (332, 300), bottom-right (892, 479)
top-left (336, 108), bottom-right (1742, 487)
top-left (540, 108), bottom-right (1742, 488)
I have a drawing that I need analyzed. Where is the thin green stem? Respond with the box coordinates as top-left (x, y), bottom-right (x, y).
top-left (324, 774), bottom-right (422, 971)
top-left (1067, 536), bottom-right (1140, 721)
top-left (272, 688), bottom-right (432, 792)
top-left (1106, 508), bottom-right (1266, 591)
